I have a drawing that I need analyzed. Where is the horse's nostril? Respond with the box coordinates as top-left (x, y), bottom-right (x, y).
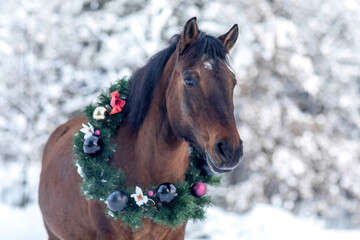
top-left (214, 139), bottom-right (243, 164)
top-left (217, 141), bottom-right (225, 157)
top-left (214, 140), bottom-right (229, 162)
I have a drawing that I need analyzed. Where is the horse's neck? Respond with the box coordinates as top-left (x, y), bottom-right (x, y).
top-left (135, 100), bottom-right (189, 186)
top-left (114, 53), bottom-right (189, 188)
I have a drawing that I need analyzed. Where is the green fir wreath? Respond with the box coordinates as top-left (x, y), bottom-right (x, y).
top-left (73, 77), bottom-right (221, 230)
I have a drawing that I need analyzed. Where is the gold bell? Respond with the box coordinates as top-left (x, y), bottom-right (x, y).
top-left (93, 106), bottom-right (108, 120)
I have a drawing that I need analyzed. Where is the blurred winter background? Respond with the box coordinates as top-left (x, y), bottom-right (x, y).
top-left (1, 0), bottom-right (360, 239)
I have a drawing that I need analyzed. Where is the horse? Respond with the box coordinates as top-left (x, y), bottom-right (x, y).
top-left (39, 17), bottom-right (243, 240)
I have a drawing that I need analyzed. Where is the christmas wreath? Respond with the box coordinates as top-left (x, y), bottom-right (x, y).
top-left (73, 77), bottom-right (221, 230)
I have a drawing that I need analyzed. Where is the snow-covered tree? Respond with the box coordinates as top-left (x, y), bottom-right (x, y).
top-left (0, 0), bottom-right (359, 227)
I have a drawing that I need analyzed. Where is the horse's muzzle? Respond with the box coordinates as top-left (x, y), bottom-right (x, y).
top-left (205, 139), bottom-right (243, 173)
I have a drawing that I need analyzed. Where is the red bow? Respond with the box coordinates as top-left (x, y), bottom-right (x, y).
top-left (110, 91), bottom-right (126, 115)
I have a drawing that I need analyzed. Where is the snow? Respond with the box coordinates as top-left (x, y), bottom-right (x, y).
top-left (187, 205), bottom-right (360, 240)
top-left (0, 204), bottom-right (46, 240)
top-left (75, 161), bottom-right (85, 178)
top-left (1, 0), bottom-right (360, 232)
top-left (1, 203), bottom-right (360, 240)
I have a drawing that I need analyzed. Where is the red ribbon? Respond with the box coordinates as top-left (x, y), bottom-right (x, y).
top-left (110, 91), bottom-right (126, 115)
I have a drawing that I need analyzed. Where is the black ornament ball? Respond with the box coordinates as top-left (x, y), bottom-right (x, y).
top-left (157, 183), bottom-right (178, 204)
top-left (83, 135), bottom-right (103, 156)
top-left (106, 190), bottom-right (128, 212)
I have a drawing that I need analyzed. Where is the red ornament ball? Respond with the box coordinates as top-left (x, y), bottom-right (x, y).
top-left (148, 190), bottom-right (154, 197)
top-left (191, 182), bottom-right (206, 197)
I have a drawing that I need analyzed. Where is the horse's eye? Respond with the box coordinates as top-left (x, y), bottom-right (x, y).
top-left (184, 76), bottom-right (197, 87)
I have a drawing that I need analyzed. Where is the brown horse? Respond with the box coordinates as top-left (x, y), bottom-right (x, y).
top-left (39, 17), bottom-right (243, 240)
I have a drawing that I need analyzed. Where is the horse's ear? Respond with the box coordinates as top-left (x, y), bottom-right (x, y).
top-left (218, 24), bottom-right (239, 52)
top-left (178, 17), bottom-right (199, 54)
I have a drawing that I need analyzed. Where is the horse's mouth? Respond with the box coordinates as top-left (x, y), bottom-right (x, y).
top-left (205, 151), bottom-right (232, 174)
top-left (186, 140), bottom-right (232, 174)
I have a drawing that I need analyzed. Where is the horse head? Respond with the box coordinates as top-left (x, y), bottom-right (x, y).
top-left (166, 17), bottom-right (243, 173)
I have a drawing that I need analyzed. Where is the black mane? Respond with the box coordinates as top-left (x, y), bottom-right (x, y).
top-left (123, 31), bottom-right (228, 129)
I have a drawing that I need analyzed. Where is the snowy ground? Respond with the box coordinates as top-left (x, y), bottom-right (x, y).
top-left (1, 203), bottom-right (360, 240)
top-left (0, 204), bottom-right (46, 240)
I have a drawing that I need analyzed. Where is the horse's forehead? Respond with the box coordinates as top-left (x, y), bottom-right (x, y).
top-left (198, 56), bottom-right (234, 80)
top-left (179, 55), bottom-right (233, 81)
top-left (199, 55), bottom-right (233, 73)
top-left (202, 56), bottom-right (215, 70)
